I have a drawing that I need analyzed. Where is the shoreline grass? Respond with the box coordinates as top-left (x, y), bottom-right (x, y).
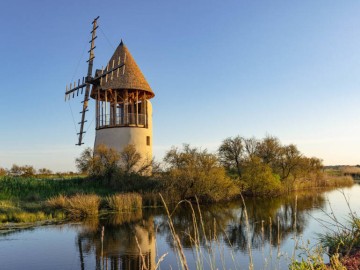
top-left (106, 193), bottom-right (142, 212)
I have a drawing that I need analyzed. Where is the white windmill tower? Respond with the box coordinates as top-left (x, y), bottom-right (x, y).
top-left (65, 17), bottom-right (155, 166)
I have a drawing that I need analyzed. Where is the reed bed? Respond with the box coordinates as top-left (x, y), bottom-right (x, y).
top-left (46, 194), bottom-right (100, 219)
top-left (106, 193), bottom-right (142, 212)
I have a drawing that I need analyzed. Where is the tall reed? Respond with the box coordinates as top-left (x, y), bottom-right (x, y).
top-left (105, 193), bottom-right (142, 212)
top-left (46, 194), bottom-right (100, 219)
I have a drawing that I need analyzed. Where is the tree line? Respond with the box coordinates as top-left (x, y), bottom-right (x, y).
top-left (0, 165), bottom-right (77, 177)
top-left (73, 135), bottom-right (330, 202)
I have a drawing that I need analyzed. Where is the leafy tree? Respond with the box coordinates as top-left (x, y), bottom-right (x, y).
top-left (218, 136), bottom-right (244, 177)
top-left (164, 144), bottom-right (239, 202)
top-left (241, 157), bottom-right (282, 196)
top-left (277, 144), bottom-right (302, 182)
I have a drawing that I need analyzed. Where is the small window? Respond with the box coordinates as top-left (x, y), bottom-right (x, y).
top-left (146, 136), bottom-right (150, 146)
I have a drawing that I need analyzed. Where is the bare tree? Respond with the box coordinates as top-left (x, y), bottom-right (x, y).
top-left (218, 136), bottom-right (244, 177)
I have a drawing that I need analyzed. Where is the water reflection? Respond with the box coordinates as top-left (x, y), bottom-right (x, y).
top-left (225, 191), bottom-right (326, 251)
top-left (71, 191), bottom-right (326, 269)
top-left (155, 191), bottom-right (326, 251)
top-left (76, 209), bottom-right (155, 270)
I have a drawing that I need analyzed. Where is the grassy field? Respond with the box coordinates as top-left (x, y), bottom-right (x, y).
top-left (0, 176), bottom-right (145, 224)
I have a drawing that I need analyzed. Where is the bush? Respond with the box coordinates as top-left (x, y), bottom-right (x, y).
top-left (162, 144), bottom-right (240, 202)
top-left (241, 157), bottom-right (282, 196)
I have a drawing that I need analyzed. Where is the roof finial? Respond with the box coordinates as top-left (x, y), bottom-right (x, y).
top-left (120, 39), bottom-right (124, 46)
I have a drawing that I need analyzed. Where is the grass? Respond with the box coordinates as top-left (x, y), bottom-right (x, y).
top-left (106, 193), bottom-right (142, 212)
top-left (0, 199), bottom-right (65, 224)
top-left (0, 176), bottom-right (113, 201)
top-left (0, 176), bottom-right (145, 223)
top-left (317, 200), bottom-right (360, 257)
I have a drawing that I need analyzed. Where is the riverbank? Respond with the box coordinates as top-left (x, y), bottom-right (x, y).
top-left (0, 173), bottom-right (354, 226)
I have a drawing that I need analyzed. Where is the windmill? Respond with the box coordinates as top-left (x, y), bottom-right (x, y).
top-left (65, 16), bottom-right (155, 166)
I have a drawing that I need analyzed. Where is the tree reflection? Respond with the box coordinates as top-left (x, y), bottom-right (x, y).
top-left (155, 191), bottom-right (326, 252)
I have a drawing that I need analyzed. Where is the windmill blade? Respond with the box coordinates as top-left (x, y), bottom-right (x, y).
top-left (65, 79), bottom-right (87, 98)
top-left (77, 82), bottom-right (91, 145)
top-left (76, 16), bottom-right (99, 146)
top-left (93, 62), bottom-right (125, 81)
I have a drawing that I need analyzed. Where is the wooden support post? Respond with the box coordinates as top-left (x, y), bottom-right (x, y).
top-left (114, 91), bottom-right (117, 125)
top-left (145, 95), bottom-right (148, 128)
top-left (125, 89), bottom-right (128, 125)
top-left (101, 100), bottom-right (104, 126)
top-left (105, 90), bottom-right (108, 125)
top-left (96, 89), bottom-right (100, 129)
top-left (136, 90), bottom-right (139, 126)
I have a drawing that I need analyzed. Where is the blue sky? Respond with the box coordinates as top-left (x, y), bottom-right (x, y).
top-left (1, 1), bottom-right (359, 171)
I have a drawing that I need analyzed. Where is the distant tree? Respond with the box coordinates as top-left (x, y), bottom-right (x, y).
top-left (0, 167), bottom-right (6, 176)
top-left (10, 164), bottom-right (22, 175)
top-left (9, 164), bottom-right (35, 177)
top-left (218, 136), bottom-right (244, 177)
top-left (20, 165), bottom-right (36, 177)
top-left (38, 168), bottom-right (53, 175)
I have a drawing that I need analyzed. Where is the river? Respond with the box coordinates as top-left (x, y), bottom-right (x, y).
top-left (1, 185), bottom-right (359, 270)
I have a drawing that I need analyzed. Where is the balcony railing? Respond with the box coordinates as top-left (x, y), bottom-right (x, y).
top-left (97, 113), bottom-right (146, 128)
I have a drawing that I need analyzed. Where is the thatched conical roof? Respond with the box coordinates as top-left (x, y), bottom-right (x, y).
top-left (100, 41), bottom-right (154, 98)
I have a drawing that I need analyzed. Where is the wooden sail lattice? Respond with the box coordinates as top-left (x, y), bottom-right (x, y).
top-left (65, 16), bottom-right (126, 145)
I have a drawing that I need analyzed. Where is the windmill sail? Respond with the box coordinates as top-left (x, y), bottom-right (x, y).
top-left (65, 16), bottom-right (128, 146)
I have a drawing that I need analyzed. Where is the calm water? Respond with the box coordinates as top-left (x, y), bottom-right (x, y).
top-left (1, 185), bottom-right (360, 270)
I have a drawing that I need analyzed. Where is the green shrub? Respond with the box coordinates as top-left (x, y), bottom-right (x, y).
top-left (163, 144), bottom-right (240, 202)
top-left (241, 157), bottom-right (282, 196)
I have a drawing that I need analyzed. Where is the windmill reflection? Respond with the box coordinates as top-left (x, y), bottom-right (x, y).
top-left (76, 209), bottom-right (155, 270)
